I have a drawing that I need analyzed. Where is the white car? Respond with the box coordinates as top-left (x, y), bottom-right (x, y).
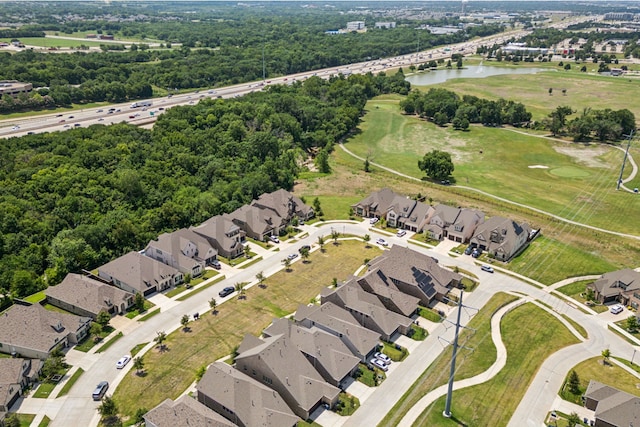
top-left (269, 235), bottom-right (280, 244)
top-left (369, 217), bottom-right (379, 225)
top-left (374, 352), bottom-right (391, 365)
top-left (375, 238), bottom-right (388, 246)
top-left (116, 355), bottom-right (131, 369)
top-left (610, 304), bottom-right (624, 315)
top-left (371, 358), bottom-right (388, 371)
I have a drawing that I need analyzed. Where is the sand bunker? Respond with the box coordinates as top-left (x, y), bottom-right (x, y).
top-left (528, 165), bottom-right (549, 169)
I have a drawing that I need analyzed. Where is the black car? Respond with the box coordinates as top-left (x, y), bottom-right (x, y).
top-left (299, 245), bottom-right (311, 253)
top-left (218, 287), bottom-right (235, 298)
top-left (464, 246), bottom-right (474, 255)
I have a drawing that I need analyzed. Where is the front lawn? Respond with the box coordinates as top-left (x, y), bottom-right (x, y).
top-left (417, 307), bottom-right (443, 323)
top-left (125, 300), bottom-right (156, 319)
top-left (32, 381), bottom-right (57, 398)
top-left (409, 323), bottom-right (428, 340)
top-left (556, 280), bottom-right (608, 313)
top-left (381, 342), bottom-right (408, 362)
top-left (75, 326), bottom-right (115, 352)
top-left (96, 332), bottom-right (123, 353)
top-left (113, 240), bottom-right (380, 418)
top-left (57, 368), bottom-right (84, 397)
top-left (335, 392), bottom-right (360, 416)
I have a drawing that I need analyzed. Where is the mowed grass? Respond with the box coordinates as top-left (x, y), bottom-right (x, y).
top-left (556, 279), bottom-right (609, 313)
top-left (380, 292), bottom-right (518, 427)
top-left (411, 302), bottom-right (580, 427)
top-left (113, 240), bottom-right (380, 417)
top-left (0, 37), bottom-right (106, 48)
top-left (508, 236), bottom-right (617, 286)
top-left (343, 97), bottom-right (640, 236)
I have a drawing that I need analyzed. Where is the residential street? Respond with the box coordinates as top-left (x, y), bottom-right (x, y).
top-left (14, 219), bottom-right (638, 427)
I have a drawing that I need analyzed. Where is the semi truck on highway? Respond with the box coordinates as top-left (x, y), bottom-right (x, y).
top-left (130, 100), bottom-right (152, 108)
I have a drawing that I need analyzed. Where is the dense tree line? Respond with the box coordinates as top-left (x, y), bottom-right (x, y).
top-left (399, 88), bottom-right (531, 128)
top-left (0, 29), bottom-right (45, 38)
top-left (544, 105), bottom-right (636, 142)
top-left (0, 72), bottom-right (409, 298)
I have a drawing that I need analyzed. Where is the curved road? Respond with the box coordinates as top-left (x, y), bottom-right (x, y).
top-left (338, 142), bottom-right (640, 241)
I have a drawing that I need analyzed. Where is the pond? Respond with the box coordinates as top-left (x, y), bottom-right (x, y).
top-left (405, 65), bottom-right (551, 86)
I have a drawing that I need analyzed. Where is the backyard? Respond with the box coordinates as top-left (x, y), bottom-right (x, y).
top-left (113, 240), bottom-right (381, 417)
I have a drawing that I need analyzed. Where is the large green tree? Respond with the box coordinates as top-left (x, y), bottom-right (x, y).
top-left (418, 150), bottom-right (454, 181)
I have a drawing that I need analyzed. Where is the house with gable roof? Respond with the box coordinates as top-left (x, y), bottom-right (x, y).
top-left (469, 216), bottom-right (531, 261)
top-left (144, 228), bottom-right (218, 277)
top-left (446, 208), bottom-right (485, 243)
top-left (583, 380), bottom-right (640, 427)
top-left (361, 245), bottom-right (461, 306)
top-left (234, 333), bottom-right (340, 419)
top-left (251, 189), bottom-right (315, 226)
top-left (293, 302), bottom-right (380, 362)
top-left (0, 358), bottom-right (42, 423)
top-left (45, 273), bottom-right (134, 318)
top-left (351, 188), bottom-right (433, 232)
top-left (0, 303), bottom-right (91, 359)
top-left (321, 278), bottom-right (414, 340)
top-left (425, 204), bottom-right (462, 241)
top-left (144, 395), bottom-right (236, 427)
top-left (98, 251), bottom-right (183, 297)
top-left (225, 204), bottom-right (278, 242)
top-left (191, 215), bottom-right (246, 259)
top-left (196, 362), bottom-right (298, 427)
top-left (263, 318), bottom-right (360, 387)
top-left (586, 269), bottom-right (640, 308)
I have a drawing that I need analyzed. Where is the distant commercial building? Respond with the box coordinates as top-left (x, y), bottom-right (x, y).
top-left (501, 44), bottom-right (550, 55)
top-left (346, 21), bottom-right (366, 31)
top-left (604, 12), bottom-right (635, 21)
top-left (0, 81), bottom-right (33, 98)
top-left (375, 22), bottom-right (396, 29)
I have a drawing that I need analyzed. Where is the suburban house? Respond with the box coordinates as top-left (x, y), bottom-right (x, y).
top-left (225, 205), bottom-right (278, 242)
top-left (235, 333), bottom-right (341, 419)
top-left (321, 278), bottom-right (414, 341)
top-left (98, 251), bottom-right (183, 297)
top-left (251, 189), bottom-right (315, 225)
top-left (0, 358), bottom-right (42, 423)
top-left (191, 215), bottom-right (246, 259)
top-left (362, 245), bottom-right (462, 306)
top-left (263, 318), bottom-right (360, 387)
top-left (144, 395), bottom-right (235, 427)
top-left (0, 304), bottom-right (91, 359)
top-left (144, 228), bottom-right (218, 277)
top-left (196, 362), bottom-right (298, 427)
top-left (469, 216), bottom-right (531, 261)
top-left (351, 188), bottom-right (433, 232)
top-left (583, 380), bottom-right (640, 427)
top-left (294, 302), bottom-right (380, 362)
top-left (446, 209), bottom-right (485, 243)
top-left (45, 273), bottom-right (134, 319)
top-left (586, 269), bottom-right (640, 308)
top-left (425, 204), bottom-right (462, 241)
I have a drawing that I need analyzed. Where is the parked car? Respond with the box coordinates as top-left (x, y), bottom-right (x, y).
top-left (374, 352), bottom-right (392, 365)
top-left (369, 217), bottom-right (379, 225)
top-left (464, 246), bottom-right (474, 255)
top-left (287, 253), bottom-right (298, 261)
top-left (396, 230), bottom-right (407, 237)
top-left (610, 304), bottom-right (624, 315)
top-left (92, 381), bottom-right (109, 401)
top-left (472, 249), bottom-right (482, 258)
top-left (370, 358), bottom-right (388, 372)
top-left (375, 238), bottom-right (388, 246)
top-left (269, 235), bottom-right (280, 244)
top-left (211, 260), bottom-right (221, 270)
top-left (299, 245), bottom-right (311, 253)
top-left (218, 287), bottom-right (235, 298)
top-left (480, 265), bottom-right (494, 273)
top-left (116, 355), bottom-right (131, 369)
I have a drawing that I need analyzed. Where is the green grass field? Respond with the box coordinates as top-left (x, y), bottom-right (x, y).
top-left (343, 96), bottom-right (639, 236)
top-left (411, 302), bottom-right (579, 427)
top-left (556, 279), bottom-right (609, 313)
top-left (113, 240), bottom-right (381, 417)
top-left (0, 37), bottom-right (106, 48)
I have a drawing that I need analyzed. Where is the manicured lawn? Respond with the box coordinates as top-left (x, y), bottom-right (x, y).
top-left (13, 414), bottom-right (35, 427)
top-left (138, 308), bottom-right (161, 321)
top-left (336, 392), bottom-right (360, 416)
top-left (556, 279), bottom-right (609, 313)
top-left (75, 326), bottom-right (115, 352)
top-left (113, 240), bottom-right (380, 417)
top-left (355, 363), bottom-right (380, 387)
top-left (342, 95), bottom-right (640, 237)
top-left (125, 300), bottom-right (156, 319)
top-left (418, 307), bottom-right (443, 323)
top-left (130, 343), bottom-right (148, 357)
top-left (176, 275), bottom-right (226, 301)
top-left (560, 314), bottom-right (589, 340)
top-left (409, 323), bottom-right (428, 340)
top-left (32, 381), bottom-right (57, 398)
top-left (38, 416), bottom-right (51, 427)
top-left (411, 302), bottom-right (579, 427)
top-left (560, 356), bottom-right (640, 405)
top-left (96, 332), bottom-right (123, 353)
top-left (381, 292), bottom-right (519, 426)
top-left (507, 236), bottom-right (618, 286)
top-left (1, 37), bottom-right (106, 48)
top-left (238, 256), bottom-right (263, 269)
top-left (57, 368), bottom-right (84, 397)
top-left (381, 342), bottom-right (408, 362)
top-left (23, 290), bottom-right (47, 303)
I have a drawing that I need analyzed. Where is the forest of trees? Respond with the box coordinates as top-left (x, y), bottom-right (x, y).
top-left (544, 105), bottom-right (636, 142)
top-left (0, 72), bottom-right (409, 300)
top-left (399, 87), bottom-right (532, 128)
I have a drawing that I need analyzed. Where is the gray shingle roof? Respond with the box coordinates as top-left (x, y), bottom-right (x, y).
top-left (431, 204), bottom-right (461, 225)
top-left (144, 395), bottom-right (235, 427)
top-left (0, 358), bottom-right (25, 409)
top-left (592, 269), bottom-right (640, 298)
top-left (145, 228), bottom-right (216, 272)
top-left (0, 304), bottom-right (90, 355)
top-left (585, 380), bottom-right (640, 427)
top-left (251, 189), bottom-right (313, 222)
top-left (263, 318), bottom-right (360, 385)
top-left (225, 204), bottom-right (276, 237)
top-left (45, 274), bottom-right (133, 316)
top-left (98, 251), bottom-right (180, 294)
top-left (191, 216), bottom-right (244, 255)
top-left (196, 362), bottom-right (298, 427)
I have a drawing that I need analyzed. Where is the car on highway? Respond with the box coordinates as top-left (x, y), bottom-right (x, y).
top-left (68, 115), bottom-right (74, 119)
top-left (98, 118), bottom-right (104, 121)
top-left (218, 286), bottom-right (235, 298)
top-left (129, 115), bottom-right (136, 119)
top-left (375, 238), bottom-right (388, 246)
top-left (74, 123), bottom-right (81, 127)
top-left (92, 381), bottom-right (109, 401)
top-left (59, 119), bottom-right (66, 123)
top-left (370, 358), bottom-right (388, 372)
top-left (27, 131), bottom-right (34, 135)
top-left (480, 265), bottom-right (494, 273)
top-left (374, 352), bottom-right (391, 365)
top-left (97, 109), bottom-right (103, 113)
top-left (63, 124), bottom-right (70, 128)
top-left (610, 304), bottom-right (624, 315)
top-left (11, 125), bottom-right (20, 130)
top-left (116, 355), bottom-right (131, 369)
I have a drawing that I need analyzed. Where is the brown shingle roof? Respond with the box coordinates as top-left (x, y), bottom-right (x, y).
top-left (98, 251), bottom-right (180, 294)
top-left (196, 362), bottom-right (298, 427)
top-left (585, 380), bottom-right (640, 427)
top-left (144, 395), bottom-right (235, 427)
top-left (45, 274), bottom-right (133, 317)
top-left (592, 269), bottom-right (640, 298)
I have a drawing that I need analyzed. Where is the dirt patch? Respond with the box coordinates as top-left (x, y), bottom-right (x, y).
top-left (552, 144), bottom-right (610, 168)
top-left (528, 165), bottom-right (549, 169)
